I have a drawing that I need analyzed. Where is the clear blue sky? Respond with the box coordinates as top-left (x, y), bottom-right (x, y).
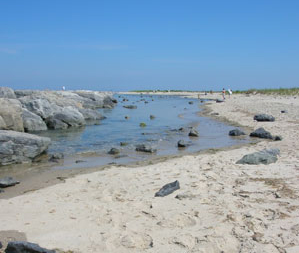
top-left (0, 0), bottom-right (298, 91)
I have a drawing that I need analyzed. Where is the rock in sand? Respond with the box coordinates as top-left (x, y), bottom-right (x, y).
top-left (155, 180), bottom-right (180, 197)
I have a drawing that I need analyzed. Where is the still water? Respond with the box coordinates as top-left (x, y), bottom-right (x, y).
top-left (37, 94), bottom-right (248, 168)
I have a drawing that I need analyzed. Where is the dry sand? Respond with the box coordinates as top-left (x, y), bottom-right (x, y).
top-left (1, 93), bottom-right (299, 253)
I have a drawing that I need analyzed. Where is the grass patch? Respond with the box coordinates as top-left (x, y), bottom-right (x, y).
top-left (233, 87), bottom-right (299, 95)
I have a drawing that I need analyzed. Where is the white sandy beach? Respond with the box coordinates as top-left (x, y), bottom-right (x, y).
top-left (1, 93), bottom-right (299, 253)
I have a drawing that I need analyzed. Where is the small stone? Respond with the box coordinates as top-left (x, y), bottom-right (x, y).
top-left (75, 160), bottom-right (86, 163)
top-left (253, 114), bottom-right (275, 122)
top-left (123, 105), bottom-right (137, 109)
top-left (281, 110), bottom-right (287, 113)
top-left (125, 115), bottom-right (130, 120)
top-left (250, 127), bottom-right (273, 139)
top-left (229, 129), bottom-right (246, 136)
top-left (139, 122), bottom-right (147, 127)
top-left (136, 144), bottom-right (156, 153)
top-left (188, 101), bottom-right (194, 104)
top-left (5, 241), bottom-right (55, 253)
top-left (188, 128), bottom-right (199, 137)
top-left (273, 135), bottom-right (283, 141)
top-left (177, 140), bottom-right (187, 148)
top-left (150, 115), bottom-right (155, 120)
top-left (155, 180), bottom-right (180, 197)
top-left (120, 142), bottom-right (128, 146)
top-left (0, 177), bottom-right (20, 188)
top-left (49, 153), bottom-right (64, 162)
top-left (108, 148), bottom-right (120, 155)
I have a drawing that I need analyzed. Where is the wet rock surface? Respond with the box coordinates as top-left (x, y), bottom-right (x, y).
top-left (0, 177), bottom-right (20, 188)
top-left (135, 144), bottom-right (157, 153)
top-left (5, 241), bottom-right (56, 253)
top-left (229, 129), bottom-right (246, 136)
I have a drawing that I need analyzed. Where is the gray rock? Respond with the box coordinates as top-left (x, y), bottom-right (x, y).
top-left (281, 110), bottom-right (287, 113)
top-left (155, 180), bottom-right (180, 197)
top-left (123, 105), bottom-right (137, 109)
top-left (216, 99), bottom-right (224, 103)
top-left (49, 153), bottom-right (64, 162)
top-left (188, 128), bottom-right (199, 137)
top-left (250, 127), bottom-right (273, 139)
top-left (5, 241), bottom-right (55, 253)
top-left (150, 115), bottom-right (155, 120)
top-left (120, 142), bottom-right (128, 146)
top-left (229, 129), bottom-right (246, 136)
top-left (135, 144), bottom-right (157, 153)
top-left (108, 148), bottom-right (120, 155)
top-left (254, 114), bottom-right (275, 122)
top-left (236, 149), bottom-right (280, 165)
top-left (0, 177), bottom-right (20, 188)
top-left (188, 101), bottom-right (194, 104)
top-left (0, 99), bottom-right (24, 132)
top-left (45, 116), bottom-right (68, 130)
top-left (274, 135), bottom-right (283, 141)
top-left (78, 108), bottom-right (106, 121)
top-left (0, 87), bottom-right (16, 99)
top-left (22, 108), bottom-right (47, 132)
top-left (0, 130), bottom-right (51, 165)
top-left (177, 140), bottom-right (187, 148)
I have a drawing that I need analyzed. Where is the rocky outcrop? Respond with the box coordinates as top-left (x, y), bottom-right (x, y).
top-left (78, 108), bottom-right (106, 120)
top-left (0, 130), bottom-right (51, 165)
top-left (0, 87), bottom-right (16, 99)
top-left (22, 108), bottom-right (47, 132)
top-left (254, 114), bottom-right (275, 122)
top-left (0, 98), bottom-right (24, 132)
top-left (236, 149), bottom-right (280, 165)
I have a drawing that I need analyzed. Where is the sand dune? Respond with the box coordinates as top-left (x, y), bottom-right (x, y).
top-left (0, 94), bottom-right (299, 253)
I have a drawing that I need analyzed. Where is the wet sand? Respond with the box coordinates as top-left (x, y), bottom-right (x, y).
top-left (0, 93), bottom-right (299, 253)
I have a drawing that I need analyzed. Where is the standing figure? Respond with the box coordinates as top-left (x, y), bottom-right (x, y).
top-left (228, 88), bottom-right (232, 98)
top-left (222, 88), bottom-right (226, 100)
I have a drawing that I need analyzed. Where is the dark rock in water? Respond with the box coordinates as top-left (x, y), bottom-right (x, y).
top-left (216, 99), bottom-right (224, 103)
top-left (108, 148), bottom-right (120, 155)
top-left (120, 142), bottom-right (128, 146)
top-left (123, 105), bottom-right (137, 109)
top-left (236, 148), bottom-right (280, 165)
top-left (75, 160), bottom-right (86, 163)
top-left (150, 115), bottom-right (155, 120)
top-left (124, 115), bottom-right (130, 120)
top-left (211, 113), bottom-right (219, 116)
top-left (49, 153), bottom-right (64, 162)
top-left (274, 135), bottom-right (283, 141)
top-left (139, 122), bottom-right (147, 127)
top-left (155, 180), bottom-right (180, 197)
top-left (135, 144), bottom-right (156, 153)
top-left (5, 241), bottom-right (55, 253)
top-left (250, 127), bottom-right (273, 139)
top-left (188, 128), bottom-right (199, 137)
top-left (281, 110), bottom-right (287, 113)
top-left (144, 101), bottom-right (149, 104)
top-left (179, 127), bottom-right (185, 131)
top-left (0, 177), bottom-right (20, 188)
top-left (177, 140), bottom-right (187, 148)
top-left (254, 114), bottom-right (275, 122)
top-left (229, 129), bottom-right (246, 136)
top-left (188, 101), bottom-right (194, 104)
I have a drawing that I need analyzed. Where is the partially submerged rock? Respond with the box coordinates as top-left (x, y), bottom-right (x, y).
top-left (250, 127), bottom-right (273, 139)
top-left (177, 140), bottom-right (188, 148)
top-left (0, 177), bottom-right (20, 188)
top-left (254, 114), bottom-right (275, 122)
top-left (108, 148), bottom-right (120, 155)
top-left (123, 105), bottom-right (137, 109)
top-left (155, 180), bottom-right (180, 197)
top-left (236, 148), bottom-right (280, 165)
top-left (5, 241), bottom-right (55, 253)
top-left (229, 129), bottom-right (246, 136)
top-left (135, 144), bottom-right (156, 153)
top-left (0, 130), bottom-right (51, 165)
top-left (22, 108), bottom-right (47, 132)
top-left (49, 153), bottom-right (64, 162)
top-left (188, 128), bottom-right (199, 137)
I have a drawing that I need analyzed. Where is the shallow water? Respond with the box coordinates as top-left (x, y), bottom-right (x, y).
top-left (35, 94), bottom-right (248, 169)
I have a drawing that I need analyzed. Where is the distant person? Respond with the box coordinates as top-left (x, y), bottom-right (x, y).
top-left (222, 88), bottom-right (226, 100)
top-left (62, 86), bottom-right (66, 91)
top-left (228, 88), bottom-right (232, 98)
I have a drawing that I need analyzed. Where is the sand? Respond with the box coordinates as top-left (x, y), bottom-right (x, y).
top-left (0, 93), bottom-right (299, 253)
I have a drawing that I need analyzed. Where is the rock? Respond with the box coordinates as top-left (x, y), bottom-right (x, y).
top-left (250, 127), bottom-right (273, 139)
top-left (229, 129), bottom-right (246, 136)
top-left (177, 140), bottom-right (187, 147)
top-left (135, 144), bottom-right (157, 153)
top-left (108, 148), bottom-right (120, 155)
top-left (0, 177), bottom-right (20, 188)
top-left (0, 189), bottom-right (4, 193)
top-left (120, 142), bottom-right (128, 146)
top-left (254, 114), bottom-right (275, 122)
top-left (49, 153), bottom-right (64, 162)
top-left (274, 135), bottom-right (283, 141)
top-left (155, 180), bottom-right (180, 197)
top-left (75, 160), bottom-right (86, 163)
top-left (5, 241), bottom-right (55, 253)
top-left (45, 116), bottom-right (68, 129)
top-left (281, 110), bottom-right (287, 113)
top-left (22, 108), bottom-right (47, 132)
top-left (0, 87), bottom-right (16, 99)
top-left (0, 241), bottom-right (2, 248)
top-left (123, 105), bottom-right (137, 109)
top-left (188, 128), bottom-right (199, 137)
top-left (78, 108), bottom-right (106, 120)
top-left (216, 99), bottom-right (224, 103)
top-left (139, 122), bottom-right (146, 127)
top-left (150, 115), bottom-right (155, 120)
top-left (74, 90), bottom-right (115, 108)
top-left (0, 130), bottom-right (51, 165)
top-left (0, 98), bottom-right (24, 132)
top-left (236, 148), bottom-right (280, 165)
top-left (211, 112), bottom-right (219, 116)
top-left (124, 116), bottom-right (130, 120)
top-left (188, 101), bottom-right (194, 104)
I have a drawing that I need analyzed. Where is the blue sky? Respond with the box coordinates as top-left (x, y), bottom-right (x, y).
top-left (0, 0), bottom-right (298, 91)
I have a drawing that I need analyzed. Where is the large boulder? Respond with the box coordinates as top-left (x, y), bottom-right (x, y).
top-left (0, 130), bottom-right (51, 165)
top-left (22, 108), bottom-right (48, 132)
top-left (78, 108), bottom-right (106, 120)
top-left (0, 87), bottom-right (16, 99)
top-left (236, 148), bottom-right (280, 165)
top-left (250, 127), bottom-right (273, 139)
top-left (0, 98), bottom-right (24, 132)
top-left (74, 91), bottom-right (115, 108)
top-left (254, 114), bottom-right (275, 122)
top-left (5, 241), bottom-right (55, 253)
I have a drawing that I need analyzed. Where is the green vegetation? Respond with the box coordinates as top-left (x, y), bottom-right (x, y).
top-left (131, 89), bottom-right (198, 93)
top-left (233, 87), bottom-right (299, 95)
